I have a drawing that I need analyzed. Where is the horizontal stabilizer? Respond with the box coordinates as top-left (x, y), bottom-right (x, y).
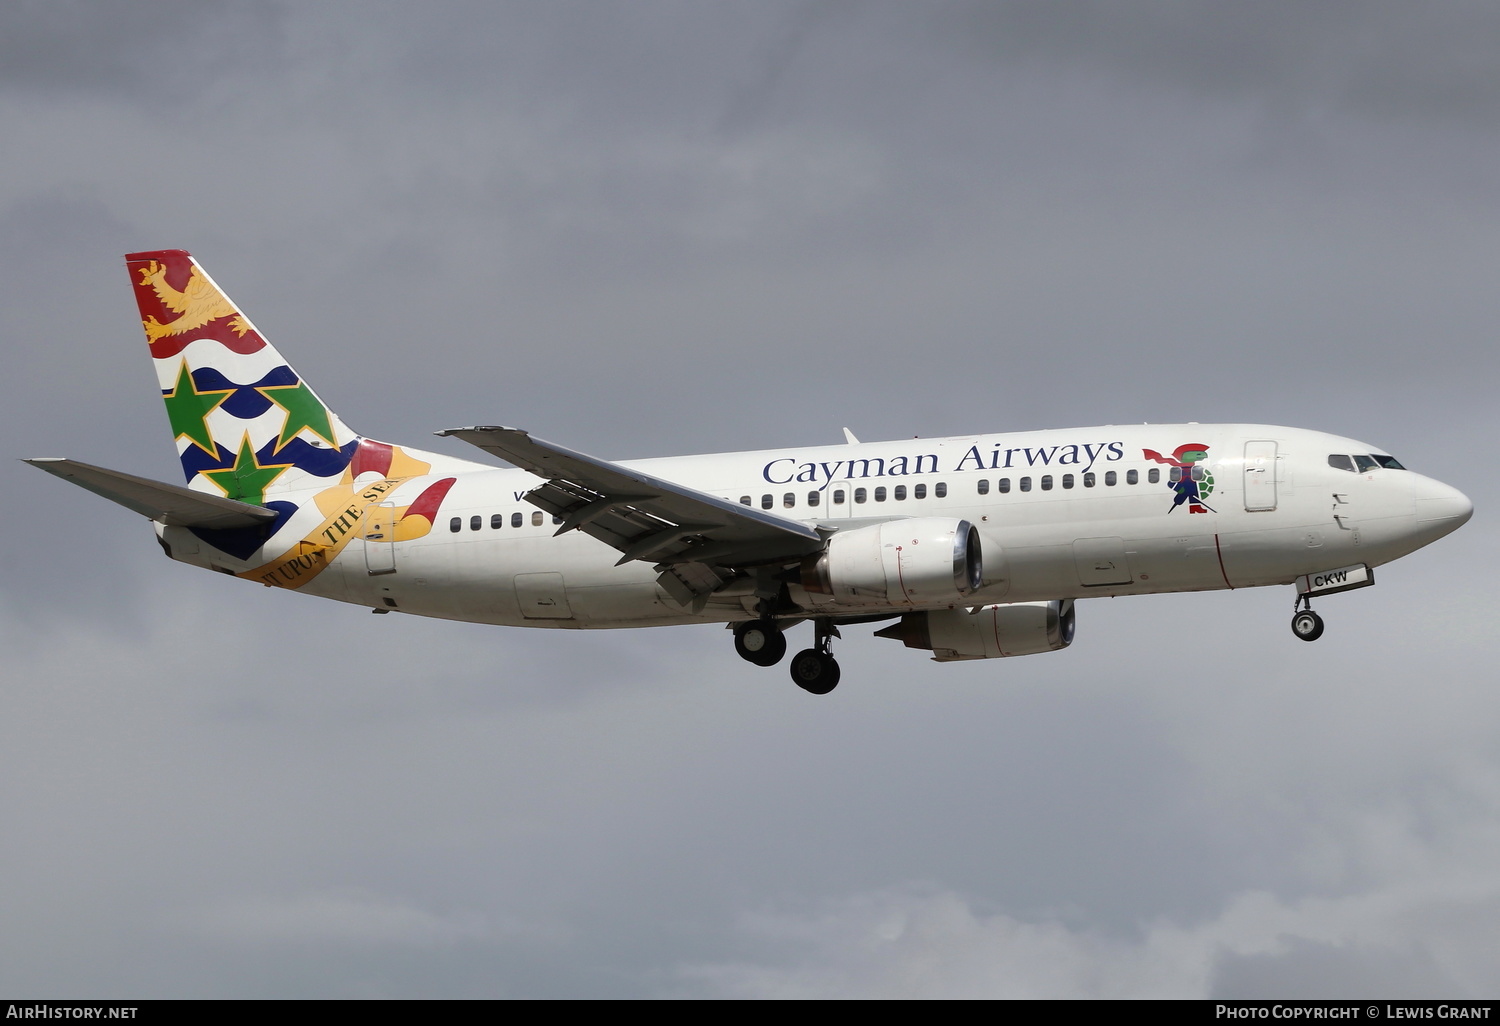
top-left (23, 458), bottom-right (279, 530)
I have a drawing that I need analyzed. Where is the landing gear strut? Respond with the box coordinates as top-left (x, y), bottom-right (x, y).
top-left (1291, 594), bottom-right (1325, 642)
top-left (789, 620), bottom-right (841, 694)
top-left (734, 618), bottom-right (787, 666)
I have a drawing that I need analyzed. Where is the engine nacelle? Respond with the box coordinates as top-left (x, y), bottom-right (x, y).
top-left (801, 518), bottom-right (982, 608)
top-left (874, 599), bottom-right (1075, 661)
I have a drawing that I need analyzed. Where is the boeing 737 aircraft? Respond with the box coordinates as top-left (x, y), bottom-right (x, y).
top-left (25, 250), bottom-right (1473, 693)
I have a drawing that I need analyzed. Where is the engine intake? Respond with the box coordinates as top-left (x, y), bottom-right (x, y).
top-left (801, 518), bottom-right (982, 608)
top-left (874, 599), bottom-right (1075, 661)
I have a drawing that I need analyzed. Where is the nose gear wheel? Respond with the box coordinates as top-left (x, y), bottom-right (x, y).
top-left (1292, 609), bottom-right (1325, 641)
top-left (1291, 594), bottom-right (1325, 642)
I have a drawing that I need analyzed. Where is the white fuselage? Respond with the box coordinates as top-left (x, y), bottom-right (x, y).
top-left (161, 423), bottom-right (1470, 629)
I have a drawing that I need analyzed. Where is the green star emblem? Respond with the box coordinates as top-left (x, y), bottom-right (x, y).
top-left (201, 435), bottom-right (292, 506)
top-left (162, 361), bottom-right (233, 455)
top-left (258, 379), bottom-right (336, 450)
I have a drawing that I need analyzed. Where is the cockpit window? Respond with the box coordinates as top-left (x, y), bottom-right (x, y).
top-left (1330, 453), bottom-right (1406, 473)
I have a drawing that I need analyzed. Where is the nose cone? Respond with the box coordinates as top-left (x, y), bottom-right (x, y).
top-left (1411, 474), bottom-right (1473, 543)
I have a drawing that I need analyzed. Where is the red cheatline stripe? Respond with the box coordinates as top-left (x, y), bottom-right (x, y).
top-left (1214, 533), bottom-right (1234, 590)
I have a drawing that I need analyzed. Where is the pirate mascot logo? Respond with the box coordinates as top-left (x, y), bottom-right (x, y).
top-left (1143, 443), bottom-right (1215, 514)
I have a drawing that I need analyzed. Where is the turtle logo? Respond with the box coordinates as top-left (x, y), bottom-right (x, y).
top-left (1143, 443), bottom-right (1215, 514)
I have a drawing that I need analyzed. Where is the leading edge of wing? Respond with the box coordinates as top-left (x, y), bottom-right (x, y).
top-left (436, 426), bottom-right (824, 567)
top-left (23, 457), bottom-right (279, 530)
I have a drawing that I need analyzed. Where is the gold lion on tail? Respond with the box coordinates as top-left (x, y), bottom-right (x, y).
top-left (137, 260), bottom-right (253, 344)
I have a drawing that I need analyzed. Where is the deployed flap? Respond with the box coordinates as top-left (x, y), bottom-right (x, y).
top-left (23, 458), bottom-right (278, 530)
top-left (436, 426), bottom-right (824, 568)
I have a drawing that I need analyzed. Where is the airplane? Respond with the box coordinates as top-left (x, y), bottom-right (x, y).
top-left (25, 250), bottom-right (1474, 694)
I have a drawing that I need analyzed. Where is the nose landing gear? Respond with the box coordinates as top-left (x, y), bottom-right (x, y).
top-left (1291, 595), bottom-right (1325, 642)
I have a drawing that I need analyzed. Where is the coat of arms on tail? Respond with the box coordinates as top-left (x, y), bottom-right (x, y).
top-left (126, 249), bottom-right (360, 495)
top-left (123, 250), bottom-right (464, 581)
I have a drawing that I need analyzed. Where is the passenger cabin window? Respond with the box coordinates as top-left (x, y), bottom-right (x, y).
top-left (1020, 477), bottom-right (1032, 492)
top-left (761, 494), bottom-right (773, 510)
top-left (854, 487), bottom-right (867, 503)
top-left (833, 489), bottom-right (846, 504)
top-left (1126, 469), bottom-right (1139, 485)
top-left (1083, 472), bottom-right (1096, 487)
top-left (1148, 468), bottom-right (1160, 484)
top-left (1041, 475), bottom-right (1053, 491)
top-left (491, 514), bottom-right (504, 529)
top-left (1062, 474), bottom-right (1075, 489)
top-left (935, 482), bottom-right (947, 498)
top-left (1105, 471), bottom-right (1117, 486)
top-left (874, 486), bottom-right (887, 502)
top-left (531, 512), bottom-right (543, 526)
top-left (470, 515), bottom-right (481, 531)
top-left (914, 483), bottom-right (927, 499)
top-left (739, 495), bottom-right (752, 505)
top-left (449, 517), bottom-right (461, 533)
top-left (998, 478), bottom-right (1011, 493)
top-left (807, 491), bottom-right (820, 506)
top-left (784, 493), bottom-right (796, 508)
top-left (894, 485), bottom-right (907, 500)
top-left (977, 479), bottom-right (990, 495)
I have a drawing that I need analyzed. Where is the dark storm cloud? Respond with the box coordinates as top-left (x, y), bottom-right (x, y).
top-left (938, 1), bottom-right (1500, 126)
top-left (1214, 937), bottom-right (1464, 1000)
top-left (0, 0), bottom-right (286, 96)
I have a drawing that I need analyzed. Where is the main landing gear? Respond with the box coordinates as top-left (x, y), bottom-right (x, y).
top-left (732, 617), bottom-right (842, 694)
top-left (733, 618), bottom-right (787, 667)
top-left (1291, 595), bottom-right (1325, 642)
top-left (789, 620), bottom-right (841, 695)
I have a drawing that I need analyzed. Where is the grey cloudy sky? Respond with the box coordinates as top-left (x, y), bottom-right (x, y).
top-left (1, 1), bottom-right (1495, 999)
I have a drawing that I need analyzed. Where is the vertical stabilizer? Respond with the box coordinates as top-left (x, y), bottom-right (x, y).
top-left (126, 249), bottom-right (359, 503)
top-left (123, 250), bottom-right (478, 574)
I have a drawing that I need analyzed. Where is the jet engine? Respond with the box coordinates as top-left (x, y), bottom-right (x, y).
top-left (800, 518), bottom-right (982, 608)
top-left (874, 599), bottom-right (1075, 661)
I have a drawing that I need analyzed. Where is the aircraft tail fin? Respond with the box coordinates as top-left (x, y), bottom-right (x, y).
top-left (126, 249), bottom-right (363, 503)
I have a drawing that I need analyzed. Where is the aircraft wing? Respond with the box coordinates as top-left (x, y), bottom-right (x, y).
top-left (23, 458), bottom-right (279, 530)
top-left (437, 426), bottom-right (826, 572)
